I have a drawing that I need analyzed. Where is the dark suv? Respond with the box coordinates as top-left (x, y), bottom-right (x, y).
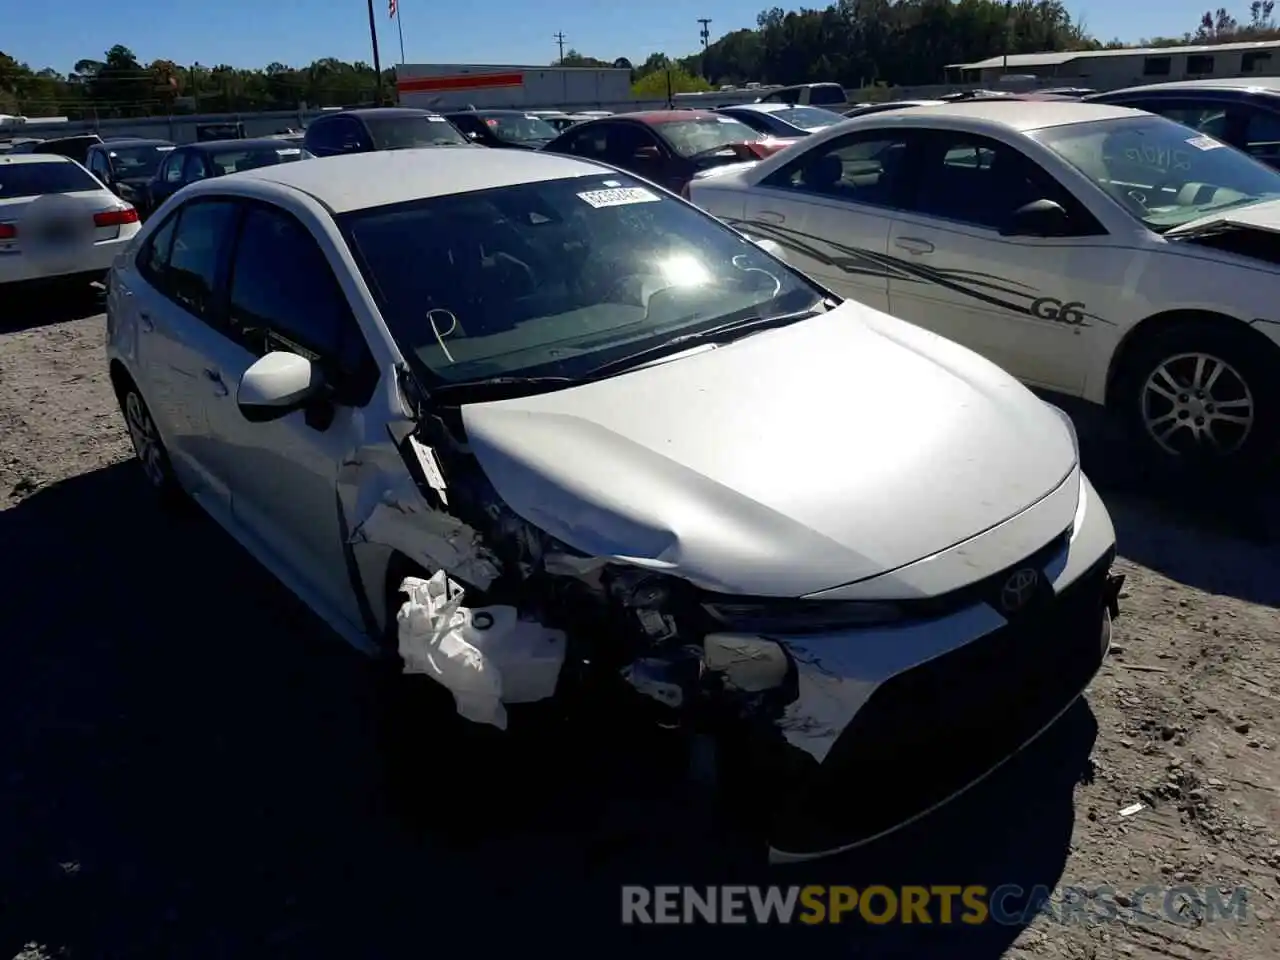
top-left (1087, 78), bottom-right (1280, 169)
top-left (302, 107), bottom-right (470, 157)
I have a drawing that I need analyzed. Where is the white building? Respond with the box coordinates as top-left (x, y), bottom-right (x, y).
top-left (947, 39), bottom-right (1280, 90)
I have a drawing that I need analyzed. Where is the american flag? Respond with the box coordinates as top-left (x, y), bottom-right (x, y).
top-left (388, 0), bottom-right (397, 17)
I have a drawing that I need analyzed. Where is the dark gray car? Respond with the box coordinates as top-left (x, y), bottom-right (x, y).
top-left (302, 107), bottom-right (470, 158)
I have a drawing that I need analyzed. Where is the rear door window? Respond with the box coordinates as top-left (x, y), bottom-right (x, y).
top-left (0, 160), bottom-right (101, 199)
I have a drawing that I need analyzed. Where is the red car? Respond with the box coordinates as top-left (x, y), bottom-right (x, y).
top-left (540, 110), bottom-right (794, 195)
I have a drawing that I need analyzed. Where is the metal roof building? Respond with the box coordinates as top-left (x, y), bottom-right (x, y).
top-left (946, 39), bottom-right (1280, 89)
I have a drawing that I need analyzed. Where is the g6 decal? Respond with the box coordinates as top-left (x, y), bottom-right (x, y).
top-left (1030, 297), bottom-right (1088, 326)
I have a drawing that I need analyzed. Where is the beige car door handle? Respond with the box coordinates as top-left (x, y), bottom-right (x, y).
top-left (756, 210), bottom-right (786, 224)
top-left (894, 236), bottom-right (935, 255)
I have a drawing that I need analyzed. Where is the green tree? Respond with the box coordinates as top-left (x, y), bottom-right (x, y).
top-left (631, 65), bottom-right (711, 97)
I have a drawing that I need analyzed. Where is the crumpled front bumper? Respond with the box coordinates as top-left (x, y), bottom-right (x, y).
top-left (752, 474), bottom-right (1121, 863)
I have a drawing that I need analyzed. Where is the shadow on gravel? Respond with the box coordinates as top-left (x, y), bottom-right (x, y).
top-left (1, 282), bottom-right (105, 334)
top-left (0, 462), bottom-right (1094, 959)
top-left (1050, 395), bottom-right (1280, 609)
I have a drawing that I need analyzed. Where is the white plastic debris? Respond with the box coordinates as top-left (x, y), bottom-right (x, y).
top-left (396, 571), bottom-right (567, 730)
top-left (1119, 802), bottom-right (1146, 818)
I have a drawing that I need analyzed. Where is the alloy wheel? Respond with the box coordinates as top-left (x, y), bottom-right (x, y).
top-left (1140, 352), bottom-right (1254, 457)
top-left (124, 390), bottom-right (167, 487)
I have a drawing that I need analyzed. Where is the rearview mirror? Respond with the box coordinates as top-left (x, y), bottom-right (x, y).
top-left (1001, 199), bottom-right (1070, 237)
top-left (237, 351), bottom-right (325, 423)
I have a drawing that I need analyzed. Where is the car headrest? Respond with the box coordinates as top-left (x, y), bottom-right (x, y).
top-left (802, 152), bottom-right (843, 189)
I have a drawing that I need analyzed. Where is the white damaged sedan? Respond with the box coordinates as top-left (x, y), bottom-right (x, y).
top-left (104, 148), bottom-right (1123, 861)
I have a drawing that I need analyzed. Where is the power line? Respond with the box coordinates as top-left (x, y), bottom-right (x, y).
top-left (554, 32), bottom-right (567, 62)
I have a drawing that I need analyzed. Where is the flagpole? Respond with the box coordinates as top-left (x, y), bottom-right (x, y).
top-left (366, 0), bottom-right (384, 104)
top-left (396, 5), bottom-right (406, 64)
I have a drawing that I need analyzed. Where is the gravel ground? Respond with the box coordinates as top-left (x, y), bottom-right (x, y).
top-left (2, 291), bottom-right (1278, 960)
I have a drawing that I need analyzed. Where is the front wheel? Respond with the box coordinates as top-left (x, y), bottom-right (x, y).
top-left (1115, 321), bottom-right (1280, 479)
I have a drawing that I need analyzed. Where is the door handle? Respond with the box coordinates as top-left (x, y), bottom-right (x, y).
top-left (203, 368), bottom-right (228, 397)
top-left (756, 210), bottom-right (786, 224)
top-left (138, 311), bottom-right (154, 332)
top-left (894, 237), bottom-right (935, 255)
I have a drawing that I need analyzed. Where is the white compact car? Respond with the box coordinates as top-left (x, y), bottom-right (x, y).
top-left (105, 148), bottom-right (1122, 861)
top-left (0, 152), bottom-right (141, 287)
top-left (688, 101), bottom-right (1280, 476)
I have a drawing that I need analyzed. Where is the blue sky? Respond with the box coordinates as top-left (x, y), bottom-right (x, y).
top-left (5, 1), bottom-right (1237, 75)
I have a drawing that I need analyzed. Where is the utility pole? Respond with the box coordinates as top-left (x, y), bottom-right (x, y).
top-left (554, 32), bottom-right (567, 64)
top-left (697, 18), bottom-right (712, 81)
top-left (366, 0), bottom-right (385, 104)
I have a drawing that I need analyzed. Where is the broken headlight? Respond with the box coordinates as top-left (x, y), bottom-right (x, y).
top-left (701, 597), bottom-right (907, 634)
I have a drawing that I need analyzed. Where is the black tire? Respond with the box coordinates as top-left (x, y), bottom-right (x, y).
top-left (1113, 320), bottom-right (1280, 480)
top-left (114, 376), bottom-right (185, 507)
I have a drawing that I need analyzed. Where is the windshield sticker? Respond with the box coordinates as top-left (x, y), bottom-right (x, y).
top-left (156, 145), bottom-right (176, 152)
top-left (578, 186), bottom-right (661, 208)
top-left (428, 116), bottom-right (448, 121)
top-left (1186, 134), bottom-right (1225, 151)
top-left (276, 147), bottom-right (301, 155)
top-left (601, 179), bottom-right (621, 187)
top-left (717, 117), bottom-right (736, 123)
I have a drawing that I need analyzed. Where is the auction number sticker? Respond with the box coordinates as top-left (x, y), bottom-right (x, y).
top-left (1186, 134), bottom-right (1225, 151)
top-left (577, 186), bottom-right (661, 208)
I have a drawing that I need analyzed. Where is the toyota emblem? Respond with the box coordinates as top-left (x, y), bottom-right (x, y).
top-left (1000, 567), bottom-right (1040, 614)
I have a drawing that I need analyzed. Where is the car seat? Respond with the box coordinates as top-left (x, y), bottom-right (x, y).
top-left (800, 152), bottom-right (843, 191)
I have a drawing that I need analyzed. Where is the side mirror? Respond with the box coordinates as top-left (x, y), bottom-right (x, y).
top-left (634, 144), bottom-right (661, 161)
top-left (1001, 198), bottom-right (1070, 237)
top-left (237, 351), bottom-right (326, 423)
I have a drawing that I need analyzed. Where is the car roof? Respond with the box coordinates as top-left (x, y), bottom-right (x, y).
top-left (325, 107), bottom-right (438, 119)
top-left (623, 110), bottom-right (722, 125)
top-left (186, 138), bottom-right (306, 152)
top-left (229, 147), bottom-right (613, 212)
top-left (446, 108), bottom-right (542, 117)
top-left (1096, 77), bottom-right (1280, 96)
top-left (721, 103), bottom-right (793, 114)
top-left (96, 138), bottom-right (174, 149)
top-left (867, 99), bottom-right (1140, 131)
top-left (0, 152), bottom-right (77, 166)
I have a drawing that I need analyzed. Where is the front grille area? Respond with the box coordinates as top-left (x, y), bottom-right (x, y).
top-left (768, 552), bottom-right (1114, 857)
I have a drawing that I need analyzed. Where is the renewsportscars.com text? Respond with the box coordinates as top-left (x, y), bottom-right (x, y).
top-left (621, 884), bottom-right (1251, 926)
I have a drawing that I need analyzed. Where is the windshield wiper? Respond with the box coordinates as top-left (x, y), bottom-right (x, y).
top-left (582, 303), bottom-right (831, 380)
top-left (428, 375), bottom-right (577, 403)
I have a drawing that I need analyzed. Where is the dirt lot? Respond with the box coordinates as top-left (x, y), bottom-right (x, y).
top-left (2, 292), bottom-right (1278, 959)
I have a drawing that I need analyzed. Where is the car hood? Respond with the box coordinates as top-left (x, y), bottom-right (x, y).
top-left (1164, 197), bottom-right (1280, 237)
top-left (460, 303), bottom-right (1078, 598)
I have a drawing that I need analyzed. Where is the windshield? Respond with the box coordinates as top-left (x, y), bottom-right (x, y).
top-left (0, 160), bottom-right (100, 199)
top-left (108, 144), bottom-right (174, 179)
top-left (658, 118), bottom-right (763, 157)
top-left (208, 146), bottom-right (304, 174)
top-left (773, 106), bottom-right (845, 130)
top-left (365, 115), bottom-right (468, 149)
top-left (806, 85), bottom-right (847, 105)
top-left (483, 114), bottom-right (558, 142)
top-left (338, 173), bottom-right (824, 387)
top-left (1033, 115), bottom-right (1280, 231)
